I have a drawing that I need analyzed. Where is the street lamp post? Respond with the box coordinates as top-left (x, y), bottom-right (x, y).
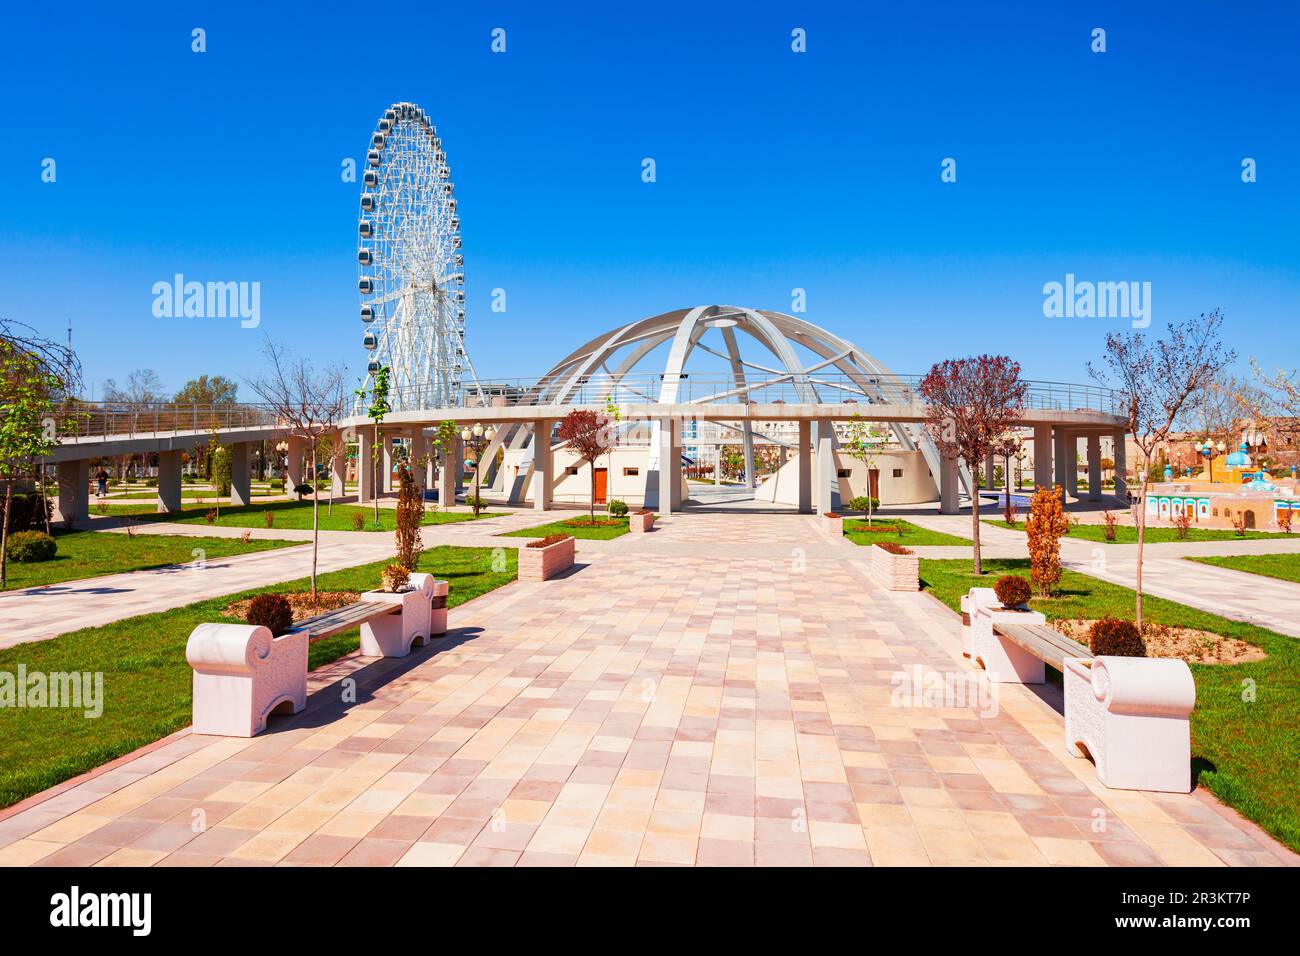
top-left (1200, 438), bottom-right (1225, 483)
top-left (460, 422), bottom-right (495, 518)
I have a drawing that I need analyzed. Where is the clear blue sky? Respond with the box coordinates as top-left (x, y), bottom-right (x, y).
top-left (2, 1), bottom-right (1297, 398)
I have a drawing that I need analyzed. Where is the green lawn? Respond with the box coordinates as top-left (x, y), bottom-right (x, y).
top-left (984, 519), bottom-right (1290, 544)
top-left (96, 500), bottom-right (504, 532)
top-left (0, 545), bottom-right (517, 808)
top-left (1186, 553), bottom-right (1300, 585)
top-left (500, 516), bottom-right (631, 540)
top-left (3, 531), bottom-right (300, 591)
top-left (920, 557), bottom-right (1300, 853)
top-left (843, 518), bottom-right (970, 547)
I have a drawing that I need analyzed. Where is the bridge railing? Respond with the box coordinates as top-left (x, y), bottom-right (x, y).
top-left (54, 402), bottom-right (279, 441)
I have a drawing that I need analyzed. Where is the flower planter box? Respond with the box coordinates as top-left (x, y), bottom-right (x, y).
top-left (630, 510), bottom-right (655, 533)
top-left (960, 587), bottom-right (999, 657)
top-left (870, 543), bottom-right (919, 591)
top-left (519, 534), bottom-right (575, 581)
top-left (821, 513), bottom-right (844, 536)
top-left (1063, 655), bottom-right (1196, 793)
top-left (358, 573), bottom-right (445, 657)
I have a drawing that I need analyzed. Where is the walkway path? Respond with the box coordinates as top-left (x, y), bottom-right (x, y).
top-left (0, 510), bottom-right (556, 649)
top-left (0, 512), bottom-right (1290, 867)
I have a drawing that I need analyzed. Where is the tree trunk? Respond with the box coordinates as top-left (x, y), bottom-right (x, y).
top-left (37, 460), bottom-right (51, 535)
top-left (310, 447), bottom-right (320, 605)
top-left (589, 462), bottom-right (596, 525)
top-left (970, 459), bottom-right (983, 576)
top-left (1, 480), bottom-right (12, 588)
top-left (1135, 455), bottom-right (1149, 628)
top-left (373, 425), bottom-right (381, 527)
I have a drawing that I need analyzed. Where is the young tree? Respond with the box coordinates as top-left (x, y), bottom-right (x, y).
top-left (557, 409), bottom-right (617, 525)
top-left (918, 355), bottom-right (1028, 575)
top-left (355, 366), bottom-right (391, 528)
top-left (424, 419), bottom-right (460, 509)
top-left (1088, 309), bottom-right (1234, 626)
top-left (1025, 484), bottom-right (1070, 597)
top-left (246, 340), bottom-right (347, 605)
top-left (394, 463), bottom-right (424, 571)
top-left (0, 341), bottom-right (61, 585)
top-left (317, 431), bottom-right (347, 516)
top-left (842, 414), bottom-right (886, 527)
top-left (993, 431), bottom-right (1021, 523)
top-left (175, 374), bottom-right (238, 406)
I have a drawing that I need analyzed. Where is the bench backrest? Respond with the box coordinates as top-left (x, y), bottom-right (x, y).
top-left (993, 621), bottom-right (1091, 671)
top-left (298, 601), bottom-right (398, 643)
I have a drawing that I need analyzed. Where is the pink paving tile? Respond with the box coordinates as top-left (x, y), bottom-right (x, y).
top-left (756, 842), bottom-right (815, 867)
top-left (337, 838), bottom-right (413, 867)
top-left (456, 846), bottom-right (522, 867)
top-left (284, 834), bottom-right (362, 866)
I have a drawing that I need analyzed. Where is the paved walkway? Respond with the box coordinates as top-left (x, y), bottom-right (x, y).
top-left (0, 510), bottom-right (557, 649)
top-left (0, 512), bottom-right (1291, 867)
top-left (903, 513), bottom-right (1300, 638)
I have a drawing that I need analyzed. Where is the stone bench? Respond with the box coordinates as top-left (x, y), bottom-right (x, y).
top-left (186, 574), bottom-right (446, 737)
top-left (963, 588), bottom-right (1196, 793)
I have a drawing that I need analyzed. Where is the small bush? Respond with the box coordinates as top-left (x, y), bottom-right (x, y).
top-left (1088, 617), bottom-right (1146, 658)
top-left (204, 509), bottom-right (217, 524)
top-left (1101, 509), bottom-right (1117, 541)
top-left (4, 493), bottom-right (53, 533)
top-left (992, 574), bottom-right (1031, 608)
top-left (528, 533), bottom-right (572, 548)
top-left (263, 511), bottom-right (275, 528)
top-left (607, 499), bottom-right (629, 517)
top-left (246, 593), bottom-right (293, 636)
top-left (5, 530), bottom-right (57, 563)
top-left (294, 483), bottom-right (314, 499)
top-left (1173, 510), bottom-right (1191, 540)
top-left (381, 564), bottom-right (410, 592)
top-left (239, 530), bottom-right (252, 544)
top-left (351, 512), bottom-right (366, 531)
top-left (875, 541), bottom-right (913, 555)
top-left (848, 496), bottom-right (879, 514)
top-left (464, 495), bottom-right (485, 511)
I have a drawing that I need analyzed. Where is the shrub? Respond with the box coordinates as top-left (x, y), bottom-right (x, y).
top-left (992, 574), bottom-right (1031, 608)
top-left (381, 563), bottom-right (410, 592)
top-left (3, 493), bottom-right (52, 533)
top-left (205, 509), bottom-right (217, 524)
top-left (848, 496), bottom-right (879, 514)
top-left (1278, 509), bottom-right (1294, 534)
top-left (1173, 510), bottom-right (1191, 540)
top-left (351, 512), bottom-right (366, 531)
top-left (528, 533), bottom-right (572, 548)
top-left (1101, 509), bottom-right (1118, 541)
top-left (1025, 485), bottom-right (1069, 597)
top-left (1087, 617), bottom-right (1146, 658)
top-left (246, 593), bottom-right (293, 636)
top-left (875, 541), bottom-right (913, 555)
top-left (394, 466), bottom-right (424, 570)
top-left (5, 530), bottom-right (57, 563)
top-left (607, 499), bottom-right (629, 517)
top-left (1232, 512), bottom-right (1247, 536)
top-left (263, 511), bottom-right (275, 528)
top-left (239, 530), bottom-right (252, 544)
top-left (464, 495), bottom-right (486, 512)
top-left (294, 483), bottom-right (314, 499)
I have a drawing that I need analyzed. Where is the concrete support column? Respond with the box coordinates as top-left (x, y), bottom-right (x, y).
top-left (797, 420), bottom-right (812, 514)
top-left (156, 450), bottom-right (182, 513)
top-left (939, 456), bottom-right (959, 515)
top-left (658, 417), bottom-right (681, 514)
top-left (382, 433), bottom-right (396, 493)
top-left (357, 435), bottom-right (374, 502)
top-left (984, 454), bottom-right (996, 490)
top-left (1053, 429), bottom-right (1070, 496)
top-left (284, 437), bottom-right (305, 487)
top-left (408, 430), bottom-right (428, 490)
top-left (56, 459), bottom-right (89, 527)
top-left (532, 420), bottom-right (552, 511)
top-left (229, 442), bottom-right (252, 506)
top-left (1113, 430), bottom-right (1128, 499)
top-left (714, 445), bottom-right (721, 485)
top-left (440, 435), bottom-right (462, 507)
top-left (742, 424), bottom-right (756, 491)
top-left (331, 435), bottom-right (347, 498)
top-left (1087, 433), bottom-right (1102, 501)
top-left (815, 419), bottom-right (840, 514)
top-left (1033, 424), bottom-right (1053, 491)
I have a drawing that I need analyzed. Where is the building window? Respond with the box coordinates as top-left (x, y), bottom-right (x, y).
top-left (565, 466), bottom-right (579, 477)
top-left (623, 467), bottom-right (639, 477)
top-left (837, 468), bottom-right (851, 478)
top-left (892, 469), bottom-right (903, 478)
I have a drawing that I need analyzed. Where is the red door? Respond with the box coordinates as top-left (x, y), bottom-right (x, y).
top-left (594, 468), bottom-right (608, 504)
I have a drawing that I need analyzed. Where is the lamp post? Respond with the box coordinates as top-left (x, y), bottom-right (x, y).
top-left (460, 422), bottom-right (495, 518)
top-left (274, 441), bottom-right (289, 491)
top-left (1200, 438), bottom-right (1225, 483)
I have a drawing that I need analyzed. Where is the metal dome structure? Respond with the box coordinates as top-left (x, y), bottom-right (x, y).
top-left (493, 304), bottom-right (971, 498)
top-left (355, 101), bottom-right (475, 412)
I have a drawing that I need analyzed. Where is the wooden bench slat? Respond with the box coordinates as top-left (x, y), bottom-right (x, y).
top-left (993, 621), bottom-right (1090, 670)
top-left (297, 601), bottom-right (398, 643)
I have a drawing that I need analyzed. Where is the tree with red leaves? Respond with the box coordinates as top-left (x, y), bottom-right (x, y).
top-left (919, 355), bottom-right (1028, 575)
top-left (557, 408), bottom-right (617, 525)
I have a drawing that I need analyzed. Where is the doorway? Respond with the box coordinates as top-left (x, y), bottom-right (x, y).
top-left (594, 467), bottom-right (608, 504)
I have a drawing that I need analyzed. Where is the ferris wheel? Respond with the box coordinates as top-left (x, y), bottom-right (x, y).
top-left (356, 101), bottom-right (471, 412)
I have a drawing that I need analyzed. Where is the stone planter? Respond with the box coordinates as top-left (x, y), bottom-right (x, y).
top-left (960, 587), bottom-right (999, 657)
top-left (970, 604), bottom-right (1047, 682)
top-left (1063, 655), bottom-right (1196, 793)
top-left (821, 513), bottom-right (844, 536)
top-left (870, 543), bottom-right (918, 591)
top-left (630, 510), bottom-right (655, 533)
top-left (359, 571), bottom-right (441, 658)
top-left (519, 535), bottom-right (575, 581)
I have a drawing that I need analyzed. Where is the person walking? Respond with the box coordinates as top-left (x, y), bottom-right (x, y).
top-left (95, 468), bottom-right (109, 498)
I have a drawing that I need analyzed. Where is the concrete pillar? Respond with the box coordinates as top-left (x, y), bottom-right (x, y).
top-left (357, 435), bottom-right (374, 502)
top-left (714, 445), bottom-right (721, 485)
top-left (230, 442), bottom-right (251, 506)
top-left (1033, 424), bottom-right (1053, 491)
top-left (157, 450), bottom-right (182, 513)
top-left (1087, 433), bottom-right (1102, 501)
top-left (815, 419), bottom-right (839, 514)
top-left (984, 454), bottom-right (996, 490)
top-left (797, 420), bottom-right (812, 514)
top-left (742, 424), bottom-right (756, 491)
top-left (382, 433), bottom-right (396, 493)
top-left (408, 429), bottom-right (428, 491)
top-left (56, 459), bottom-right (89, 526)
top-left (330, 436), bottom-right (347, 498)
top-left (440, 435), bottom-right (461, 507)
top-left (533, 420), bottom-right (552, 511)
top-left (285, 436), bottom-right (305, 487)
top-left (657, 417), bottom-right (680, 514)
top-left (939, 456), bottom-right (959, 515)
top-left (1053, 430), bottom-right (1069, 496)
top-left (1113, 430), bottom-right (1128, 499)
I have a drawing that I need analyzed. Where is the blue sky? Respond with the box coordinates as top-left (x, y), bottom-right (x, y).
top-left (2, 1), bottom-right (1297, 398)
